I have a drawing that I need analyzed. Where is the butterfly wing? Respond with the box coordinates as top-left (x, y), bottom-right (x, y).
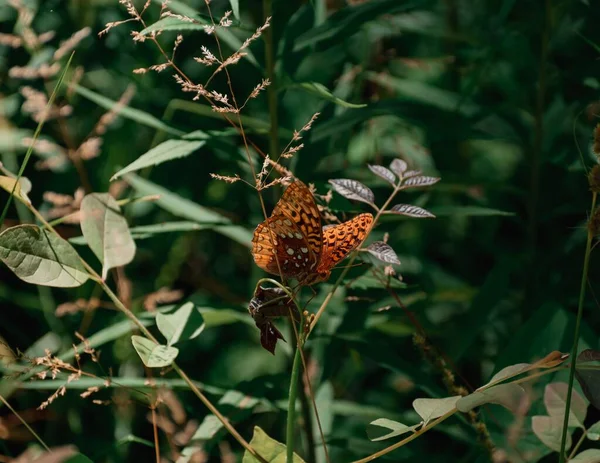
top-left (318, 213), bottom-right (373, 272)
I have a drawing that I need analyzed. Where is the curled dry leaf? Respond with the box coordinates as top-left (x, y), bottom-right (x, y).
top-left (328, 179), bottom-right (375, 206)
top-left (401, 175), bottom-right (441, 189)
top-left (366, 241), bottom-right (401, 265)
top-left (390, 158), bottom-right (407, 176)
top-left (390, 204), bottom-right (435, 218)
top-left (368, 164), bottom-right (396, 185)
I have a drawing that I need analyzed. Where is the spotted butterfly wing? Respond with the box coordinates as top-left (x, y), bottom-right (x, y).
top-left (317, 213), bottom-right (373, 273)
top-left (252, 181), bottom-right (322, 279)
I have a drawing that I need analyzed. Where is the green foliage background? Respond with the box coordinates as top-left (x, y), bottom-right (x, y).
top-left (1, 0), bottom-right (600, 461)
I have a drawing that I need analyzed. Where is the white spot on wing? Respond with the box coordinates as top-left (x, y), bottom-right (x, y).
top-left (286, 248), bottom-right (294, 255)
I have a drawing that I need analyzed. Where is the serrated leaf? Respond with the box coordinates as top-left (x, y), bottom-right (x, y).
top-left (389, 204), bottom-right (435, 218)
top-left (412, 396), bottom-right (460, 425)
top-left (456, 384), bottom-right (528, 413)
top-left (576, 349), bottom-right (600, 410)
top-left (242, 426), bottom-right (305, 463)
top-left (570, 449), bottom-right (600, 463)
top-left (0, 175), bottom-right (31, 204)
top-left (80, 193), bottom-right (136, 281)
top-left (156, 302), bottom-right (205, 346)
top-left (587, 421), bottom-right (600, 440)
top-left (401, 175), bottom-right (440, 189)
top-left (329, 179), bottom-right (375, 205)
top-left (389, 159), bottom-right (407, 176)
top-left (544, 382), bottom-right (587, 428)
top-left (131, 335), bottom-right (178, 368)
top-left (366, 241), bottom-right (401, 265)
top-left (532, 415), bottom-right (572, 452)
top-left (368, 165), bottom-right (396, 185)
top-left (111, 140), bottom-right (205, 180)
top-left (366, 418), bottom-right (420, 441)
top-left (0, 225), bottom-right (88, 287)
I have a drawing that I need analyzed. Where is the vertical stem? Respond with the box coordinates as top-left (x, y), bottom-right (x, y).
top-left (262, 0), bottom-right (279, 158)
top-left (298, 372), bottom-right (317, 463)
top-left (558, 192), bottom-right (597, 462)
top-left (287, 341), bottom-right (302, 463)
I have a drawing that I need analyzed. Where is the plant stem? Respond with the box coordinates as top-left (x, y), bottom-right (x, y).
top-left (558, 191), bottom-right (597, 461)
top-left (287, 337), bottom-right (303, 463)
top-left (0, 393), bottom-right (50, 452)
top-left (262, 0), bottom-right (279, 159)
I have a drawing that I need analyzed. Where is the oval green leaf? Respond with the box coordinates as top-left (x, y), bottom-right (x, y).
top-left (0, 225), bottom-right (89, 287)
top-left (366, 418), bottom-right (420, 441)
top-left (242, 426), bottom-right (305, 463)
top-left (532, 415), bottom-right (572, 452)
top-left (80, 193), bottom-right (136, 280)
top-left (544, 382), bottom-right (587, 428)
top-left (570, 449), bottom-right (600, 462)
top-left (131, 335), bottom-right (178, 368)
top-left (412, 396), bottom-right (460, 425)
top-left (156, 302), bottom-right (205, 346)
top-left (456, 384), bottom-right (528, 413)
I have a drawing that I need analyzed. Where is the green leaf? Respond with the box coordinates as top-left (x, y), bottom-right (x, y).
top-left (587, 421), bottom-right (600, 441)
top-left (532, 415), bottom-right (572, 452)
top-left (0, 225), bottom-right (89, 287)
top-left (570, 449), bottom-right (600, 463)
top-left (70, 221), bottom-right (206, 244)
top-left (229, 0), bottom-right (239, 19)
top-left (242, 427), bottom-right (306, 463)
top-left (412, 396), bottom-right (460, 425)
top-left (366, 418), bottom-right (420, 441)
top-left (576, 349), bottom-right (600, 410)
top-left (80, 193), bottom-right (136, 280)
top-left (346, 272), bottom-right (406, 290)
top-left (72, 84), bottom-right (183, 137)
top-left (131, 335), bottom-right (178, 368)
top-left (284, 82), bottom-right (366, 108)
top-left (64, 454), bottom-right (94, 463)
top-left (0, 175), bottom-right (31, 205)
top-left (456, 384), bottom-right (527, 413)
top-left (111, 140), bottom-right (205, 180)
top-left (427, 205), bottom-right (515, 217)
top-left (156, 302), bottom-right (205, 346)
top-left (543, 382), bottom-right (587, 429)
top-left (480, 352), bottom-right (567, 389)
top-left (124, 174), bottom-right (252, 247)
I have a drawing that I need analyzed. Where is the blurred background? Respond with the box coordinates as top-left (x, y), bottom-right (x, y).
top-left (1, 0), bottom-right (600, 461)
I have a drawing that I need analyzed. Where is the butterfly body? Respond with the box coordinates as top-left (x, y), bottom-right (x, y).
top-left (251, 180), bottom-right (373, 286)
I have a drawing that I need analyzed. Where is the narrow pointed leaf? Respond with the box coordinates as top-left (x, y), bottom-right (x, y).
top-left (544, 382), bottom-right (587, 428)
top-left (576, 349), bottom-right (600, 410)
top-left (131, 335), bottom-right (178, 368)
top-left (412, 396), bottom-right (460, 425)
top-left (401, 175), bottom-right (440, 189)
top-left (80, 193), bottom-right (136, 280)
top-left (368, 165), bottom-right (396, 185)
top-left (403, 170), bottom-right (422, 178)
top-left (456, 384), bottom-right (528, 413)
top-left (366, 241), bottom-right (401, 264)
top-left (156, 302), bottom-right (205, 346)
top-left (366, 418), bottom-right (420, 441)
top-left (532, 415), bottom-right (572, 452)
top-left (570, 449), bottom-right (600, 463)
top-left (111, 140), bottom-right (205, 180)
top-left (290, 82), bottom-right (366, 108)
top-left (0, 225), bottom-right (88, 287)
top-left (389, 159), bottom-right (407, 176)
top-left (390, 204), bottom-right (435, 218)
top-left (329, 179), bottom-right (375, 205)
top-left (242, 426), bottom-right (305, 462)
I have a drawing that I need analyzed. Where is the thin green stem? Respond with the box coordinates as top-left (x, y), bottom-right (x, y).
top-left (0, 393), bottom-right (51, 452)
top-left (287, 338), bottom-right (303, 463)
top-left (262, 0), bottom-right (279, 159)
top-left (568, 428), bottom-right (588, 460)
top-left (558, 191), bottom-right (597, 462)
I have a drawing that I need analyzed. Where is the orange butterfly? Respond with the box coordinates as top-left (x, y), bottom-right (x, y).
top-left (251, 180), bottom-right (373, 286)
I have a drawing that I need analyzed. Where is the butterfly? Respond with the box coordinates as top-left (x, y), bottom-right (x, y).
top-left (251, 180), bottom-right (373, 286)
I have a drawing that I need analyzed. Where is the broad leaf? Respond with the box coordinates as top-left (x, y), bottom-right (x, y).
top-left (412, 396), bottom-right (460, 425)
top-left (389, 204), bottom-right (435, 218)
top-left (80, 193), bottom-right (136, 280)
top-left (587, 421), bottom-right (600, 441)
top-left (329, 179), bottom-right (375, 206)
top-left (456, 384), bottom-right (528, 413)
top-left (368, 165), bottom-right (396, 185)
top-left (570, 449), bottom-right (600, 463)
top-left (532, 415), bottom-right (572, 452)
top-left (366, 241), bottom-right (401, 264)
top-left (242, 426), bottom-right (305, 463)
top-left (576, 349), bottom-right (600, 410)
top-left (401, 175), bottom-right (441, 189)
top-left (390, 159), bottom-right (407, 176)
top-left (366, 418), bottom-right (420, 441)
top-left (111, 140), bottom-right (205, 180)
top-left (0, 225), bottom-right (88, 287)
top-left (131, 335), bottom-right (178, 368)
top-left (156, 302), bottom-right (205, 346)
top-left (544, 382), bottom-right (587, 428)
